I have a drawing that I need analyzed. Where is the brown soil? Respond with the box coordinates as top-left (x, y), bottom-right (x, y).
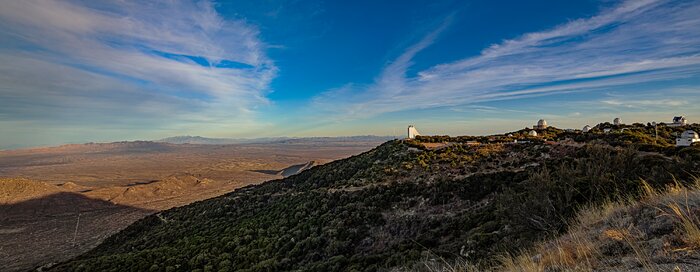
top-left (0, 140), bottom-right (383, 271)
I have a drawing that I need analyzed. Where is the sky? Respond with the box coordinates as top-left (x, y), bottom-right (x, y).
top-left (1, 0), bottom-right (699, 148)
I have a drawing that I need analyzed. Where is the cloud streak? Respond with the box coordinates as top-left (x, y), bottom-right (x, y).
top-left (313, 0), bottom-right (700, 120)
top-left (0, 0), bottom-right (275, 138)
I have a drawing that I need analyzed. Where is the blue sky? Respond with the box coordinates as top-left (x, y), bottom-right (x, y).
top-left (1, 0), bottom-right (699, 148)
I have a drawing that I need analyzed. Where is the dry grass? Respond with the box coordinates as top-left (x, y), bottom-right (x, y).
top-left (616, 227), bottom-right (657, 272)
top-left (493, 177), bottom-right (700, 272)
top-left (408, 178), bottom-right (700, 272)
top-left (421, 142), bottom-right (451, 150)
top-left (655, 178), bottom-right (700, 251)
top-left (420, 258), bottom-right (480, 272)
top-left (497, 230), bottom-right (599, 272)
top-left (412, 253), bottom-right (480, 272)
top-left (496, 199), bottom-right (627, 272)
top-left (666, 201), bottom-right (700, 248)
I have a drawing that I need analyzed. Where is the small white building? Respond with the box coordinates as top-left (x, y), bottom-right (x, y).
top-left (669, 116), bottom-right (688, 127)
top-left (407, 125), bottom-right (420, 139)
top-left (528, 130), bottom-right (538, 137)
top-left (676, 130), bottom-right (700, 147)
top-left (534, 119), bottom-right (548, 129)
top-left (613, 118), bottom-right (622, 126)
top-left (604, 128), bottom-right (612, 134)
top-left (582, 125), bottom-right (591, 133)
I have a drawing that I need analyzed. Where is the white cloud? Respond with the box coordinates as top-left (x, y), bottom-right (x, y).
top-left (313, 0), bottom-right (700, 120)
top-left (0, 0), bottom-right (275, 140)
top-left (600, 99), bottom-right (688, 108)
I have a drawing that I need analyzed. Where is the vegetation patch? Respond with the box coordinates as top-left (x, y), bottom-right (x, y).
top-left (49, 125), bottom-right (700, 271)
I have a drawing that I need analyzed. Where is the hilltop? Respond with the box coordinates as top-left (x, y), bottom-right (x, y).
top-left (49, 123), bottom-right (700, 271)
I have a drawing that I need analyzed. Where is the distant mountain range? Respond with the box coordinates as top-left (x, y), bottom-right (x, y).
top-left (0, 135), bottom-right (397, 152)
top-left (156, 135), bottom-right (398, 145)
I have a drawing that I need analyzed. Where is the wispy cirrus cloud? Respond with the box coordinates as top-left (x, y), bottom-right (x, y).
top-left (0, 0), bottom-right (275, 142)
top-left (312, 0), bottom-right (700, 120)
top-left (600, 99), bottom-right (688, 108)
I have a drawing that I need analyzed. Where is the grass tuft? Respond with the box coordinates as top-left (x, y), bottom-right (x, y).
top-left (494, 178), bottom-right (700, 271)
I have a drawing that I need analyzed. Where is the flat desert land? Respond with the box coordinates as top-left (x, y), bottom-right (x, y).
top-left (0, 139), bottom-right (386, 271)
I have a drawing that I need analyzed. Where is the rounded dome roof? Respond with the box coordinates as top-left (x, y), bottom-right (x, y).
top-left (681, 130), bottom-right (699, 139)
top-left (537, 119), bottom-right (547, 126)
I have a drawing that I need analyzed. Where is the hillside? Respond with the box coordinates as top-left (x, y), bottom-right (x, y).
top-left (0, 178), bottom-right (64, 204)
top-left (49, 124), bottom-right (700, 271)
top-left (494, 180), bottom-right (700, 271)
top-left (1, 138), bottom-right (387, 272)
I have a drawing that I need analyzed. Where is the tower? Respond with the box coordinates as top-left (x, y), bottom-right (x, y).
top-left (613, 118), bottom-right (621, 126)
top-left (535, 119), bottom-right (548, 129)
top-left (407, 125), bottom-right (420, 139)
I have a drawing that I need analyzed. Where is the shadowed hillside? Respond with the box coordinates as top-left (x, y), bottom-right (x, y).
top-left (0, 192), bottom-right (153, 272)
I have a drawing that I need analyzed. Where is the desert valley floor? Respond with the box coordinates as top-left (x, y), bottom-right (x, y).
top-left (0, 139), bottom-right (387, 271)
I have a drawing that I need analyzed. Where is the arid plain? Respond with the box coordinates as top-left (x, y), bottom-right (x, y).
top-left (0, 138), bottom-right (387, 271)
